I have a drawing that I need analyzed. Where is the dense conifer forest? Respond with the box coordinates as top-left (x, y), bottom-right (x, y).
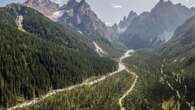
top-left (1, 1), bottom-right (195, 110)
top-left (0, 4), bottom-right (117, 109)
top-left (17, 71), bottom-right (134, 110)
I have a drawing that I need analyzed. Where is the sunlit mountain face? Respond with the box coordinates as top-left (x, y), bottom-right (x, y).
top-left (0, 0), bottom-right (195, 110)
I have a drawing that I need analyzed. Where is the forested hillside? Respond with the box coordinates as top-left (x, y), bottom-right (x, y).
top-left (124, 49), bottom-right (195, 109)
top-left (0, 4), bottom-right (117, 109)
top-left (1, 1), bottom-right (195, 110)
top-left (17, 71), bottom-right (135, 110)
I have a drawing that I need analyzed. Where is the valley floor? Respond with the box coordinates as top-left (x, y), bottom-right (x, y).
top-left (8, 50), bottom-right (138, 110)
top-left (18, 71), bottom-right (135, 110)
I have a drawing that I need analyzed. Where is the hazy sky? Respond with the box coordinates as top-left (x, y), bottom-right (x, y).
top-left (1, 0), bottom-right (195, 25)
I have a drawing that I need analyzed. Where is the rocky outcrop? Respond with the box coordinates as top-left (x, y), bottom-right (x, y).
top-left (57, 0), bottom-right (117, 40)
top-left (120, 0), bottom-right (195, 49)
top-left (24, 0), bottom-right (59, 18)
top-left (23, 0), bottom-right (118, 41)
top-left (118, 11), bottom-right (137, 33)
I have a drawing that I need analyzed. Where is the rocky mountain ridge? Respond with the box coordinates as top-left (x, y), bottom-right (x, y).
top-left (119, 0), bottom-right (195, 49)
top-left (23, 0), bottom-right (118, 41)
top-left (24, 0), bottom-right (59, 17)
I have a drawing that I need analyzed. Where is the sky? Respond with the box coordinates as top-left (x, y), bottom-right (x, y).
top-left (0, 0), bottom-right (195, 25)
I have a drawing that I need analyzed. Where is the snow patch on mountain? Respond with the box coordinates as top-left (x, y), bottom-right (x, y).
top-left (159, 31), bottom-right (174, 42)
top-left (51, 0), bottom-right (69, 6)
top-left (118, 27), bottom-right (127, 33)
top-left (77, 30), bottom-right (83, 34)
top-left (50, 10), bottom-right (65, 21)
top-left (93, 41), bottom-right (107, 57)
top-left (152, 31), bottom-right (174, 47)
top-left (16, 16), bottom-right (26, 32)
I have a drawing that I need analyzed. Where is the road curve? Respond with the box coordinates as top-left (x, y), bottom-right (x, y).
top-left (118, 69), bottom-right (138, 110)
top-left (7, 50), bottom-right (136, 110)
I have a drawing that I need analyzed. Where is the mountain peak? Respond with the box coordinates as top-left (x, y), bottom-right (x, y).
top-left (67, 0), bottom-right (77, 6)
top-left (60, 0), bottom-right (78, 9)
top-left (117, 10), bottom-right (137, 33)
top-left (80, 0), bottom-right (86, 3)
top-left (151, 0), bottom-right (175, 14)
top-left (24, 0), bottom-right (58, 6)
top-left (127, 11), bottom-right (137, 19)
top-left (158, 0), bottom-right (172, 4)
top-left (129, 11), bottom-right (137, 15)
top-left (155, 0), bottom-right (173, 8)
top-left (24, 0), bottom-right (59, 16)
top-left (78, 0), bottom-right (90, 9)
top-left (120, 0), bottom-right (195, 49)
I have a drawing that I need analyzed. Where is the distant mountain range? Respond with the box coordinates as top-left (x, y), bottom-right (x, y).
top-left (23, 0), bottom-right (195, 50)
top-left (119, 0), bottom-right (195, 49)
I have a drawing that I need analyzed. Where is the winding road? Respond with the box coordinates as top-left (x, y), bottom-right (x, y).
top-left (118, 69), bottom-right (138, 110)
top-left (8, 50), bottom-right (138, 110)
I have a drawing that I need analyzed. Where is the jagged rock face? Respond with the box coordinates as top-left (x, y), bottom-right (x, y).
top-left (118, 11), bottom-right (137, 33)
top-left (57, 0), bottom-right (116, 40)
top-left (171, 16), bottom-right (195, 42)
top-left (24, 0), bottom-right (59, 17)
top-left (120, 0), bottom-right (195, 49)
top-left (159, 15), bottom-right (195, 57)
top-left (59, 0), bottom-right (99, 32)
top-left (23, 0), bottom-right (117, 41)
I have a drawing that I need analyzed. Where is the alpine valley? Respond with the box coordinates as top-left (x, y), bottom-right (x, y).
top-left (0, 0), bottom-right (195, 110)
